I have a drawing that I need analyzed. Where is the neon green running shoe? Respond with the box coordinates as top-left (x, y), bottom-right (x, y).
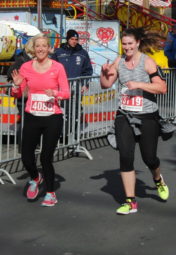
top-left (156, 175), bottom-right (169, 201)
top-left (116, 199), bottom-right (138, 215)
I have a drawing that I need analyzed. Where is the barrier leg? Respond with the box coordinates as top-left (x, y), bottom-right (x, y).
top-left (75, 145), bottom-right (93, 160)
top-left (67, 145), bottom-right (93, 160)
top-left (0, 177), bottom-right (4, 185)
top-left (0, 169), bottom-right (16, 184)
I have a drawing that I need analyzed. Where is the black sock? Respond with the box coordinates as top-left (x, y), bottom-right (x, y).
top-left (126, 197), bottom-right (136, 202)
top-left (154, 177), bottom-right (161, 184)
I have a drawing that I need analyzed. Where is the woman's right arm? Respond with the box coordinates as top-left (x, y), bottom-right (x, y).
top-left (11, 69), bottom-right (26, 98)
top-left (100, 58), bottom-right (119, 89)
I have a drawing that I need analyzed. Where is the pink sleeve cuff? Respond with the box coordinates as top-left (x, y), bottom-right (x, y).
top-left (53, 90), bottom-right (70, 99)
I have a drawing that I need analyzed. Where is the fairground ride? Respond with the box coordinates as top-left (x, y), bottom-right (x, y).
top-left (0, 0), bottom-right (175, 71)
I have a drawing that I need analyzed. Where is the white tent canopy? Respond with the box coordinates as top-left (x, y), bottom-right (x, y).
top-left (0, 20), bottom-right (41, 36)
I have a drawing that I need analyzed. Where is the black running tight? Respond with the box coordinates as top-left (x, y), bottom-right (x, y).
top-left (22, 113), bottom-right (63, 192)
top-left (115, 114), bottom-right (160, 172)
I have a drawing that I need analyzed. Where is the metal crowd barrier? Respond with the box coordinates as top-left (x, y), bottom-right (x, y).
top-left (0, 85), bottom-right (20, 184)
top-left (57, 76), bottom-right (118, 160)
top-left (156, 68), bottom-right (176, 119)
top-left (0, 69), bottom-right (176, 183)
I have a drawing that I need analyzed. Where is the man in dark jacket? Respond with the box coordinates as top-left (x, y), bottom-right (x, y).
top-left (52, 29), bottom-right (93, 78)
top-left (52, 29), bottom-right (93, 92)
top-left (52, 29), bottom-right (93, 142)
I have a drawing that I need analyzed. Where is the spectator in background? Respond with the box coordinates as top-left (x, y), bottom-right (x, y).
top-left (52, 29), bottom-right (93, 142)
top-left (7, 37), bottom-right (34, 79)
top-left (52, 29), bottom-right (93, 81)
top-left (105, 0), bottom-right (116, 17)
top-left (164, 24), bottom-right (176, 68)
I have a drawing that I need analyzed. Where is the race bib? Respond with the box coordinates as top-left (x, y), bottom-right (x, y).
top-left (121, 94), bottom-right (143, 111)
top-left (30, 94), bottom-right (55, 116)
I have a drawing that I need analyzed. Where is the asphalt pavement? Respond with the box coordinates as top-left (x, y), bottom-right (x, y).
top-left (0, 135), bottom-right (176, 255)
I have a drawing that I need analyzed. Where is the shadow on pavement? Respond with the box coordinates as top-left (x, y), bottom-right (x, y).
top-left (90, 169), bottom-right (166, 204)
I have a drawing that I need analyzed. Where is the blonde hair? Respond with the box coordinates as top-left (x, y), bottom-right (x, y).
top-left (33, 33), bottom-right (50, 47)
top-left (24, 37), bottom-right (35, 56)
top-left (25, 33), bottom-right (50, 57)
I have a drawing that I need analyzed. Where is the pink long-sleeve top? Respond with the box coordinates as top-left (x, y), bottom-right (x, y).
top-left (12, 60), bottom-right (70, 116)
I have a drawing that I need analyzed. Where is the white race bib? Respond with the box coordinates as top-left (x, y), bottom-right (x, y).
top-left (120, 87), bottom-right (143, 111)
top-left (121, 94), bottom-right (143, 111)
top-left (30, 94), bottom-right (55, 116)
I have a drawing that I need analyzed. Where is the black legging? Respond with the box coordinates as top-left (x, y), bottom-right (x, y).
top-left (22, 112), bottom-right (63, 192)
top-left (115, 114), bottom-right (160, 172)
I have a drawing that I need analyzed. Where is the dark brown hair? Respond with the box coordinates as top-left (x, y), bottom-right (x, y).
top-left (122, 27), bottom-right (164, 54)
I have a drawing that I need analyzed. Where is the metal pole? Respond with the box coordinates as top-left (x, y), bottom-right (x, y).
top-left (60, 0), bottom-right (64, 43)
top-left (143, 0), bottom-right (150, 9)
top-left (37, 0), bottom-right (43, 30)
top-left (143, 0), bottom-right (150, 13)
top-left (127, 0), bottom-right (130, 28)
top-left (85, 0), bottom-right (89, 51)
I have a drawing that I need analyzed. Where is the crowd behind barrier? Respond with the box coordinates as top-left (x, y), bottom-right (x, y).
top-left (0, 69), bottom-right (176, 184)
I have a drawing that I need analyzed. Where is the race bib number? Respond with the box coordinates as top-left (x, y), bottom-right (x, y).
top-left (121, 94), bottom-right (143, 111)
top-left (30, 94), bottom-right (55, 116)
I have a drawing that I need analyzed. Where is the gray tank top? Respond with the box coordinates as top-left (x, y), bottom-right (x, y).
top-left (118, 53), bottom-right (158, 114)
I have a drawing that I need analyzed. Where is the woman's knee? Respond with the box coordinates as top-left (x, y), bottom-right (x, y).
top-left (143, 156), bottom-right (160, 170)
top-left (120, 155), bottom-right (134, 172)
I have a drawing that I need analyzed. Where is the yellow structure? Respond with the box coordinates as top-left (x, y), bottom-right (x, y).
top-left (82, 90), bottom-right (116, 106)
top-left (147, 50), bottom-right (169, 68)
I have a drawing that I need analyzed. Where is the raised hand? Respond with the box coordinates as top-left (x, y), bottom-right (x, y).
top-left (11, 69), bottom-right (24, 86)
top-left (101, 61), bottom-right (115, 77)
top-left (81, 85), bottom-right (88, 93)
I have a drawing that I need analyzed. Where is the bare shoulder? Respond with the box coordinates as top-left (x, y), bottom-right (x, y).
top-left (144, 55), bottom-right (157, 74)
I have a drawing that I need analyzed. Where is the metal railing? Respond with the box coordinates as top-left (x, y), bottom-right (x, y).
top-left (157, 69), bottom-right (176, 119)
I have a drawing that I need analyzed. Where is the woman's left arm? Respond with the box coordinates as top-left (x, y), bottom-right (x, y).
top-left (126, 57), bottom-right (167, 94)
top-left (45, 64), bottom-right (70, 99)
